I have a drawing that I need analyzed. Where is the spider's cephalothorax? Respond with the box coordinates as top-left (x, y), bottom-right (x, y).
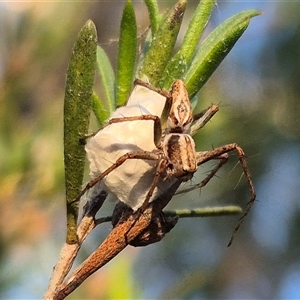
top-left (167, 79), bottom-right (193, 133)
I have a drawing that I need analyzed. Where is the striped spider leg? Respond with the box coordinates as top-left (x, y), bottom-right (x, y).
top-left (185, 144), bottom-right (256, 247)
top-left (172, 108), bottom-right (256, 245)
top-left (174, 111), bottom-right (255, 246)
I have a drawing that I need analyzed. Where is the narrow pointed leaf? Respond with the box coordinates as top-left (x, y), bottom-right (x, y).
top-left (161, 0), bottom-right (216, 88)
top-left (64, 20), bottom-right (97, 243)
top-left (116, 0), bottom-right (137, 107)
top-left (138, 0), bottom-right (187, 86)
top-left (97, 46), bottom-right (115, 115)
top-left (185, 9), bottom-right (261, 98)
top-left (144, 0), bottom-right (160, 36)
top-left (91, 92), bottom-right (109, 126)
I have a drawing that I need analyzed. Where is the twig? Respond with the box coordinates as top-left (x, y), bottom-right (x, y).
top-left (164, 206), bottom-right (242, 217)
top-left (49, 180), bottom-right (182, 300)
top-left (43, 191), bottom-right (107, 300)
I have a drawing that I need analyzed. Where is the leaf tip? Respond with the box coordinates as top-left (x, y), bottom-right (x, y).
top-left (85, 19), bottom-right (96, 29)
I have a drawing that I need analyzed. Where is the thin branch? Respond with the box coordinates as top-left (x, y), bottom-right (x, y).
top-left (164, 206), bottom-right (242, 218)
top-left (52, 180), bottom-right (182, 300)
top-left (43, 191), bottom-right (107, 300)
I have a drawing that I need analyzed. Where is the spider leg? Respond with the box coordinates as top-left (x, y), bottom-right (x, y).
top-left (190, 104), bottom-right (219, 136)
top-left (134, 78), bottom-right (174, 130)
top-left (227, 146), bottom-right (256, 246)
top-left (176, 153), bottom-right (228, 195)
top-left (72, 150), bottom-right (160, 204)
top-left (134, 79), bottom-right (170, 99)
top-left (82, 115), bottom-right (162, 146)
top-left (194, 143), bottom-right (256, 246)
top-left (139, 158), bottom-right (168, 212)
top-left (105, 115), bottom-right (163, 148)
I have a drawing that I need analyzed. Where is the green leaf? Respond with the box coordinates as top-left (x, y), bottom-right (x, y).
top-left (160, 0), bottom-right (216, 88)
top-left (91, 92), bottom-right (109, 126)
top-left (144, 0), bottom-right (160, 36)
top-left (184, 9), bottom-right (261, 99)
top-left (116, 0), bottom-right (137, 107)
top-left (137, 0), bottom-right (161, 69)
top-left (138, 0), bottom-right (187, 86)
top-left (63, 20), bottom-right (97, 243)
top-left (96, 46), bottom-right (115, 115)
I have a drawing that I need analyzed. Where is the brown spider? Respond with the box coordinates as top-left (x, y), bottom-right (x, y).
top-left (80, 79), bottom-right (256, 246)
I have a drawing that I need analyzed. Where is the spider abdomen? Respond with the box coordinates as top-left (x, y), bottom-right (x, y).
top-left (163, 133), bottom-right (197, 180)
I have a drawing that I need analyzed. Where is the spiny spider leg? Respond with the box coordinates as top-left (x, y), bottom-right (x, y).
top-left (139, 158), bottom-right (168, 212)
top-left (134, 79), bottom-right (170, 99)
top-left (72, 150), bottom-right (160, 204)
top-left (103, 115), bottom-right (160, 130)
top-left (82, 115), bottom-right (161, 141)
top-left (176, 153), bottom-right (228, 195)
top-left (193, 143), bottom-right (255, 246)
top-left (123, 158), bottom-right (170, 244)
top-left (103, 115), bottom-right (162, 148)
top-left (193, 106), bottom-right (217, 122)
top-left (190, 104), bottom-right (219, 136)
top-left (134, 79), bottom-right (173, 128)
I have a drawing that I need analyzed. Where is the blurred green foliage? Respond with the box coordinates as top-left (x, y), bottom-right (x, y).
top-left (1, 1), bottom-right (300, 299)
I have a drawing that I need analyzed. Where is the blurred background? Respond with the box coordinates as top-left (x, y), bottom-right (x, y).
top-left (1, 1), bottom-right (300, 299)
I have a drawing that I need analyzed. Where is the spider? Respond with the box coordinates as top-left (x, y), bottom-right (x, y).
top-left (80, 79), bottom-right (256, 246)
